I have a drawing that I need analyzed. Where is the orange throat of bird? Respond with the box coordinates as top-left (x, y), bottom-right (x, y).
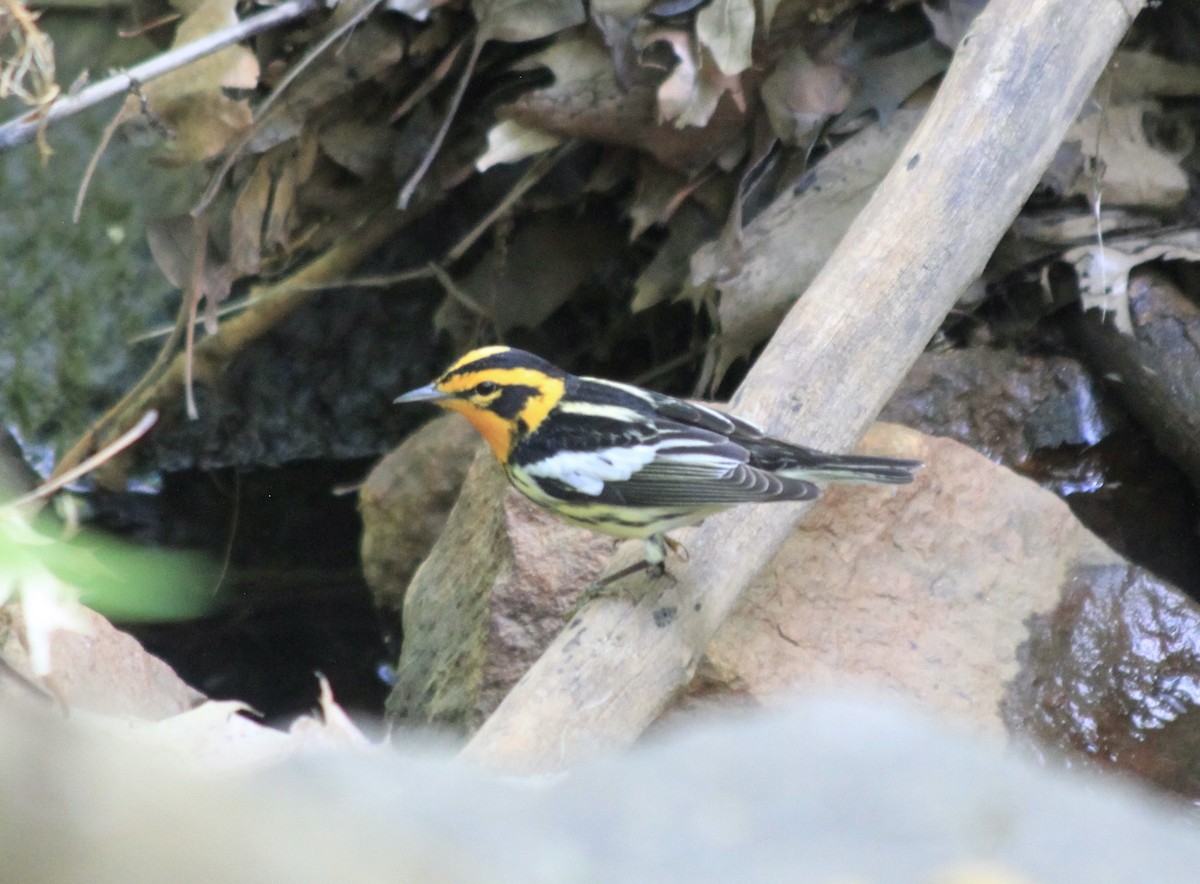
top-left (443, 399), bottom-right (514, 461)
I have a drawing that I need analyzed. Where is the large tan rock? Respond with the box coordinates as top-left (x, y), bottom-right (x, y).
top-left (702, 423), bottom-right (1122, 735)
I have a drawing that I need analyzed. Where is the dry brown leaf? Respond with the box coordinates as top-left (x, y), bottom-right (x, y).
top-left (1108, 50), bottom-right (1200, 100)
top-left (631, 201), bottom-right (716, 312)
top-left (1063, 103), bottom-right (1190, 210)
top-left (140, 0), bottom-right (260, 164)
top-left (691, 108), bottom-right (923, 384)
top-left (319, 119), bottom-right (398, 178)
top-left (436, 216), bottom-right (625, 339)
top-left (627, 159), bottom-right (691, 240)
top-left (386, 0), bottom-right (453, 21)
top-left (475, 0), bottom-right (586, 43)
top-left (695, 0), bottom-right (755, 78)
top-left (476, 120), bottom-right (563, 171)
top-left (1059, 229), bottom-right (1200, 336)
top-left (264, 160), bottom-right (298, 252)
top-left (146, 215), bottom-right (233, 310)
top-left (655, 32), bottom-right (744, 129)
top-left (921, 0), bottom-right (986, 49)
top-left (230, 158), bottom-right (272, 277)
top-left (761, 46), bottom-right (854, 146)
top-left (590, 0), bottom-right (651, 16)
top-left (835, 39), bottom-right (948, 126)
top-left (502, 33), bottom-right (747, 172)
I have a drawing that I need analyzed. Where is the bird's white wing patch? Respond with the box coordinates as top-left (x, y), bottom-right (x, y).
top-left (524, 445), bottom-right (660, 496)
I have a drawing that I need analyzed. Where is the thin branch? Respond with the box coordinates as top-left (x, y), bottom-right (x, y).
top-left (426, 261), bottom-right (491, 317)
top-left (127, 267), bottom-right (438, 344)
top-left (445, 140), bottom-right (577, 263)
top-left (397, 33), bottom-right (484, 210)
top-left (0, 410), bottom-right (159, 512)
top-left (0, 0), bottom-right (321, 151)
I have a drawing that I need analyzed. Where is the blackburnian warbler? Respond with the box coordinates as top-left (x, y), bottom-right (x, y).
top-left (395, 346), bottom-right (920, 579)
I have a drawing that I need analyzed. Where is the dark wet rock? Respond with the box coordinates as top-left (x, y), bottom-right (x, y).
top-left (0, 15), bottom-right (195, 469)
top-left (1005, 563), bottom-right (1200, 803)
top-left (881, 347), bottom-right (1123, 464)
top-left (1026, 430), bottom-right (1200, 594)
top-left (1071, 265), bottom-right (1200, 493)
top-left (143, 288), bottom-right (441, 471)
top-left (1, 15), bottom-right (443, 475)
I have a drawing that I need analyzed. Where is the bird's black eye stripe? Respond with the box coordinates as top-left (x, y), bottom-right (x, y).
top-left (474, 381), bottom-right (500, 396)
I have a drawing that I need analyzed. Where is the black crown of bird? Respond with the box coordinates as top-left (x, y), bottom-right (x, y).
top-left (395, 346), bottom-right (921, 582)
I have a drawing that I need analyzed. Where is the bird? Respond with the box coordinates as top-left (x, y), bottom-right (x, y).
top-left (395, 346), bottom-right (921, 584)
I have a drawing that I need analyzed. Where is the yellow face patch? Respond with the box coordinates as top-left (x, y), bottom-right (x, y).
top-left (433, 365), bottom-right (566, 460)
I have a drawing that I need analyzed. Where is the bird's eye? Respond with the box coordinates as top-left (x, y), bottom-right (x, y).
top-left (474, 381), bottom-right (500, 396)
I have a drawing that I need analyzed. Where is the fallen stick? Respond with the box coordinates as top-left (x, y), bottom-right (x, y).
top-left (461, 0), bottom-right (1145, 773)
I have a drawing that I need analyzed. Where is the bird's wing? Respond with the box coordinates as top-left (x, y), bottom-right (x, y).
top-left (580, 377), bottom-right (768, 440)
top-left (521, 426), bottom-right (819, 507)
top-left (642, 391), bottom-right (768, 441)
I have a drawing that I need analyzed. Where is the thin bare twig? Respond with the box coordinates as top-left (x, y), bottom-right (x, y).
top-left (0, 0), bottom-right (321, 151)
top-left (397, 34), bottom-right (484, 210)
top-left (446, 140), bottom-right (577, 263)
top-left (184, 212), bottom-right (211, 420)
top-left (426, 261), bottom-right (490, 317)
top-left (0, 410), bottom-right (159, 512)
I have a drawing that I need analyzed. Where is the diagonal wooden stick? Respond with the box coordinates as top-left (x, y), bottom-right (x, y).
top-left (461, 0), bottom-right (1146, 774)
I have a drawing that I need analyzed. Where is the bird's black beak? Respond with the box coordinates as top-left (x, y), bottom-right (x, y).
top-left (394, 383), bottom-right (450, 405)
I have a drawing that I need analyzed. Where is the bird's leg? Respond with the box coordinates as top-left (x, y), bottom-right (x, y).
top-left (572, 534), bottom-right (679, 613)
top-left (641, 533), bottom-right (668, 578)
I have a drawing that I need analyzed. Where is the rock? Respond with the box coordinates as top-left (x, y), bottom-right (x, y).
top-left (1004, 563), bottom-right (1200, 801)
top-left (385, 447), bottom-right (609, 733)
top-left (881, 345), bottom-right (1200, 591)
top-left (0, 603), bottom-right (203, 720)
top-left (880, 348), bottom-right (1121, 464)
top-left (359, 414), bottom-right (483, 623)
top-left (1071, 265), bottom-right (1200, 492)
top-left (6, 695), bottom-right (1200, 883)
top-left (700, 424), bottom-right (1123, 737)
top-left (376, 415), bottom-right (1200, 798)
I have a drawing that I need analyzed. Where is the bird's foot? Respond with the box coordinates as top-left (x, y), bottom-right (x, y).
top-left (662, 535), bottom-right (688, 562)
top-left (570, 535), bottom-right (679, 615)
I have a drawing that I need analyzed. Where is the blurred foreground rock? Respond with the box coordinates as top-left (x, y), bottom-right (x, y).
top-left (0, 603), bottom-right (202, 719)
top-left (5, 694), bottom-right (1200, 883)
top-left (0, 598), bottom-right (367, 771)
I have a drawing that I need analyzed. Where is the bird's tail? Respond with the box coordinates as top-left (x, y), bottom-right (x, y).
top-left (783, 452), bottom-right (922, 485)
